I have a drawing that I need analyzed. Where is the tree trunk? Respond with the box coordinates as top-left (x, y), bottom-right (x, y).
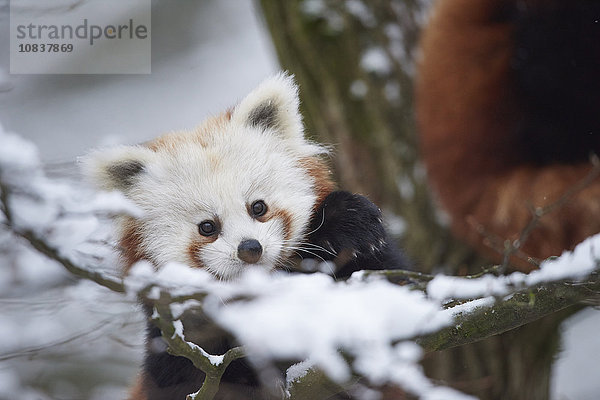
top-left (422, 307), bottom-right (580, 399)
top-left (257, 1), bottom-right (578, 399)
top-left (258, 0), bottom-right (477, 272)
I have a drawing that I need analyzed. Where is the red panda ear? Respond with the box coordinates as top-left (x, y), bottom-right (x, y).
top-left (230, 72), bottom-right (305, 141)
top-left (81, 145), bottom-right (155, 192)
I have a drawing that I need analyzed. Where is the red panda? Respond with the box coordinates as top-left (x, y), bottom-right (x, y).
top-left (84, 74), bottom-right (408, 399)
top-left (416, 0), bottom-right (600, 271)
top-left (85, 75), bottom-right (335, 281)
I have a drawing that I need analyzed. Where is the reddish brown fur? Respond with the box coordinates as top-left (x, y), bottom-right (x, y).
top-left (187, 235), bottom-right (220, 269)
top-left (269, 208), bottom-right (294, 242)
top-left (416, 0), bottom-right (600, 271)
top-left (299, 156), bottom-right (336, 209)
top-left (127, 376), bottom-right (146, 400)
top-left (119, 217), bottom-right (147, 274)
top-left (146, 112), bottom-right (232, 152)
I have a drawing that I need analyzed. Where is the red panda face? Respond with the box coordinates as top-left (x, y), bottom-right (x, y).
top-left (84, 74), bottom-right (334, 279)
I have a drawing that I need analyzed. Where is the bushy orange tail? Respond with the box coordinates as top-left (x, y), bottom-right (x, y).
top-left (416, 0), bottom-right (600, 271)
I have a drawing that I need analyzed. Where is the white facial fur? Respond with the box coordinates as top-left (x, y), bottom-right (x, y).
top-left (84, 74), bottom-right (330, 280)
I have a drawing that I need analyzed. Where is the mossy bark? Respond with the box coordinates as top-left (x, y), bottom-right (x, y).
top-left (257, 1), bottom-right (582, 399)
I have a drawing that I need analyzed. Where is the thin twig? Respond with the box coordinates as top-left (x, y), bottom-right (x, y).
top-left (0, 318), bottom-right (116, 362)
top-left (0, 178), bottom-right (13, 223)
top-left (472, 156), bottom-right (600, 273)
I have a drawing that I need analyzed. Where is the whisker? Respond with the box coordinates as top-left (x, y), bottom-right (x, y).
top-left (217, 235), bottom-right (236, 249)
top-left (287, 247), bottom-right (327, 263)
top-left (318, 261), bottom-right (337, 276)
top-left (305, 210), bottom-right (326, 236)
top-left (273, 256), bottom-right (299, 273)
top-left (264, 219), bottom-right (281, 237)
top-left (282, 240), bottom-right (337, 257)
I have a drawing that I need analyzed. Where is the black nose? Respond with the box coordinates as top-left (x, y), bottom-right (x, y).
top-left (237, 239), bottom-right (263, 264)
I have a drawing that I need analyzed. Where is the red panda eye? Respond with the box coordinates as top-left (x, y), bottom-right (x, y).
top-left (198, 220), bottom-right (218, 236)
top-left (250, 200), bottom-right (268, 218)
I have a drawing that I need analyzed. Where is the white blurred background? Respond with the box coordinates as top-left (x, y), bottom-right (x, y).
top-left (0, 1), bottom-right (597, 399)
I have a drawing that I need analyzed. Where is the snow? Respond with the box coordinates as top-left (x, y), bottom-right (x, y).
top-left (9, 194), bottom-right (61, 231)
top-left (122, 262), bottom-right (477, 396)
top-left (525, 234), bottom-right (600, 285)
top-left (349, 79), bottom-right (368, 98)
top-left (366, 341), bottom-right (477, 400)
top-left (172, 319), bottom-right (185, 340)
top-left (70, 190), bottom-right (144, 218)
top-left (427, 233), bottom-right (600, 301)
top-left (551, 308), bottom-right (600, 400)
top-left (171, 320), bottom-right (224, 366)
top-left (123, 260), bottom-right (155, 295)
top-left (286, 359), bottom-right (315, 386)
top-left (423, 387), bottom-right (478, 400)
top-left (0, 0), bottom-right (598, 398)
top-left (0, 370), bottom-right (22, 399)
top-left (383, 211), bottom-right (407, 237)
top-left (0, 243), bottom-right (69, 294)
top-left (202, 270), bottom-right (455, 393)
top-left (384, 80), bottom-right (402, 103)
top-left (124, 261), bottom-right (218, 300)
top-left (301, 0), bottom-right (326, 17)
top-left (170, 300), bottom-right (203, 320)
top-left (300, 0), bottom-right (345, 32)
top-left (0, 124), bottom-right (40, 169)
top-left (396, 174), bottom-right (415, 200)
top-left (443, 297), bottom-right (496, 318)
top-left (360, 47), bottom-right (393, 75)
top-left (428, 274), bottom-right (509, 301)
top-left (345, 0), bottom-right (377, 28)
top-left (136, 269), bottom-right (465, 399)
top-left (385, 23), bottom-right (408, 65)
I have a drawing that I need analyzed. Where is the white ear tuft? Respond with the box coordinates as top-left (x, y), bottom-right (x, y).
top-left (81, 145), bottom-right (156, 192)
top-left (231, 72), bottom-right (304, 140)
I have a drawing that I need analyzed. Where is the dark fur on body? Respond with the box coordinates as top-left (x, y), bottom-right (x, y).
top-left (137, 191), bottom-right (409, 399)
top-left (302, 191), bottom-right (411, 279)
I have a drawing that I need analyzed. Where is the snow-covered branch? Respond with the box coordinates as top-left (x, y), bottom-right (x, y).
top-left (2, 127), bottom-right (599, 400)
top-left (419, 273), bottom-right (599, 352)
top-left (151, 290), bottom-right (245, 400)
